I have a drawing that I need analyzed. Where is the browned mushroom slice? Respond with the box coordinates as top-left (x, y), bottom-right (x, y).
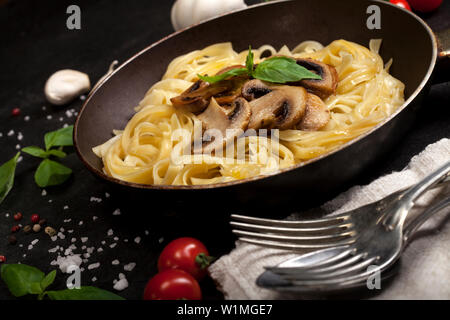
top-left (170, 80), bottom-right (230, 114)
top-left (248, 86), bottom-right (307, 130)
top-left (171, 65), bottom-right (247, 113)
top-left (194, 97), bottom-right (251, 154)
top-left (294, 58), bottom-right (339, 100)
top-left (297, 93), bottom-right (330, 131)
top-left (241, 79), bottom-right (274, 101)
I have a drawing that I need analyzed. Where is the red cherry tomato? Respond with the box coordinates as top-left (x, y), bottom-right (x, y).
top-left (143, 269), bottom-right (202, 300)
top-left (408, 0), bottom-right (442, 12)
top-left (389, 0), bottom-right (412, 11)
top-left (158, 237), bottom-right (213, 280)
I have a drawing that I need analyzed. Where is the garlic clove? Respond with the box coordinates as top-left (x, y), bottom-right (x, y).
top-left (45, 69), bottom-right (90, 105)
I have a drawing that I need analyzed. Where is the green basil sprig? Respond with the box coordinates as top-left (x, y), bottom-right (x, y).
top-left (1, 264), bottom-right (124, 300)
top-left (22, 125), bottom-right (74, 187)
top-left (0, 152), bottom-right (20, 205)
top-left (198, 46), bottom-right (321, 84)
top-left (0, 125), bottom-right (74, 204)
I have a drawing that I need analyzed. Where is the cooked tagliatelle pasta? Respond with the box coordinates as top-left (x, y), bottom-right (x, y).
top-left (93, 39), bottom-right (405, 186)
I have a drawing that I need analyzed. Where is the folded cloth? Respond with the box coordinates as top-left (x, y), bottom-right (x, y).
top-left (209, 138), bottom-right (450, 300)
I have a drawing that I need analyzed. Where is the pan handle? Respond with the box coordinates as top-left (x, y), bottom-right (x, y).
top-left (433, 28), bottom-right (450, 84)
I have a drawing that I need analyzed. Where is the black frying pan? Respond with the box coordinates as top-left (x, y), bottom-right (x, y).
top-left (74, 0), bottom-right (449, 212)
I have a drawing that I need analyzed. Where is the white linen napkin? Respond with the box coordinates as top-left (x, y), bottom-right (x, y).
top-left (209, 138), bottom-right (450, 299)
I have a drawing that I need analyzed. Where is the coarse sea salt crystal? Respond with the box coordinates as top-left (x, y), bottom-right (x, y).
top-left (112, 209), bottom-right (121, 216)
top-left (97, 247), bottom-right (104, 253)
top-left (124, 262), bottom-right (136, 272)
top-left (55, 255), bottom-right (82, 273)
top-left (113, 278), bottom-right (129, 291)
top-left (105, 192), bottom-right (110, 198)
top-left (112, 259), bottom-right (120, 265)
top-left (7, 130), bottom-right (14, 136)
top-left (93, 216), bottom-right (98, 221)
top-left (24, 115), bottom-right (30, 121)
top-left (134, 237), bottom-right (141, 244)
top-left (63, 205), bottom-right (69, 210)
top-left (90, 196), bottom-right (102, 203)
top-left (17, 132), bottom-right (23, 141)
top-left (110, 243), bottom-right (117, 249)
top-left (31, 239), bottom-right (39, 245)
top-left (48, 246), bottom-right (59, 253)
top-left (41, 189), bottom-right (47, 196)
top-left (79, 221), bottom-right (83, 226)
top-left (92, 276), bottom-right (97, 282)
top-left (81, 237), bottom-right (88, 243)
top-left (107, 229), bottom-right (114, 236)
top-left (71, 238), bottom-right (77, 243)
top-left (88, 262), bottom-right (100, 270)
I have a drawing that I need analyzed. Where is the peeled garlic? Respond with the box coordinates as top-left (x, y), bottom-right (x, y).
top-left (171, 0), bottom-right (247, 31)
top-left (44, 70), bottom-right (90, 105)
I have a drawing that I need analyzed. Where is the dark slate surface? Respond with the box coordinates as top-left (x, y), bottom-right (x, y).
top-left (0, 0), bottom-right (449, 300)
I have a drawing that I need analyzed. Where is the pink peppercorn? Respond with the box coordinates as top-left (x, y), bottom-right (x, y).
top-left (31, 214), bottom-right (40, 224)
top-left (11, 108), bottom-right (21, 116)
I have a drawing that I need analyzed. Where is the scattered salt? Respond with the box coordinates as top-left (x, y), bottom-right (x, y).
top-left (112, 209), bottom-right (121, 216)
top-left (41, 189), bottom-right (47, 196)
top-left (88, 262), bottom-right (100, 270)
top-left (124, 262), bottom-right (136, 272)
top-left (113, 278), bottom-right (129, 291)
top-left (81, 237), bottom-right (88, 243)
top-left (134, 237), bottom-right (141, 244)
top-left (112, 259), bottom-right (120, 265)
top-left (107, 229), bottom-right (114, 236)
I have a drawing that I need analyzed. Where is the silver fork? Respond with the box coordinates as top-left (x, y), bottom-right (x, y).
top-left (231, 167), bottom-right (450, 250)
top-left (261, 162), bottom-right (450, 292)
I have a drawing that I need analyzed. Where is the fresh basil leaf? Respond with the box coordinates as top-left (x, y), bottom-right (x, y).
top-left (0, 264), bottom-right (45, 297)
top-left (34, 159), bottom-right (72, 187)
top-left (47, 149), bottom-right (67, 159)
top-left (198, 67), bottom-right (248, 84)
top-left (253, 56), bottom-right (322, 83)
top-left (44, 125), bottom-right (74, 151)
top-left (46, 286), bottom-right (125, 300)
top-left (22, 146), bottom-right (49, 158)
top-left (0, 152), bottom-right (20, 205)
top-left (40, 270), bottom-right (57, 291)
top-left (246, 46), bottom-right (254, 74)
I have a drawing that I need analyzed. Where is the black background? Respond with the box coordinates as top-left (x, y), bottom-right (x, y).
top-left (0, 0), bottom-right (449, 300)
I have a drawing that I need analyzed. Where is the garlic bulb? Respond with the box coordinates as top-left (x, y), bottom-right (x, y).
top-left (171, 0), bottom-right (247, 31)
top-left (44, 70), bottom-right (90, 105)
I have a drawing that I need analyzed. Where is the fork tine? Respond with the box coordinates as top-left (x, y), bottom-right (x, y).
top-left (238, 237), bottom-right (355, 250)
top-left (285, 256), bottom-right (379, 282)
top-left (271, 252), bottom-right (365, 277)
top-left (231, 214), bottom-right (350, 228)
top-left (230, 221), bottom-right (354, 235)
top-left (266, 248), bottom-right (354, 273)
top-left (232, 229), bottom-right (356, 242)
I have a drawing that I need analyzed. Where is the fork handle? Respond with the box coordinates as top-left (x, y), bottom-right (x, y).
top-left (383, 161), bottom-right (450, 230)
top-left (403, 196), bottom-right (450, 244)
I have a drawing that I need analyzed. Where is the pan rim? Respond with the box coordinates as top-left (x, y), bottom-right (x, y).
top-left (74, 0), bottom-right (438, 191)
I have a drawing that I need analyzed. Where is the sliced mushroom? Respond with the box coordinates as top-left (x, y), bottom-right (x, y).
top-left (194, 97), bottom-right (251, 154)
top-left (170, 65), bottom-right (247, 113)
top-left (241, 79), bottom-right (274, 101)
top-left (170, 80), bottom-right (230, 114)
top-left (297, 93), bottom-right (330, 131)
top-left (248, 86), bottom-right (307, 130)
top-left (294, 58), bottom-right (339, 100)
